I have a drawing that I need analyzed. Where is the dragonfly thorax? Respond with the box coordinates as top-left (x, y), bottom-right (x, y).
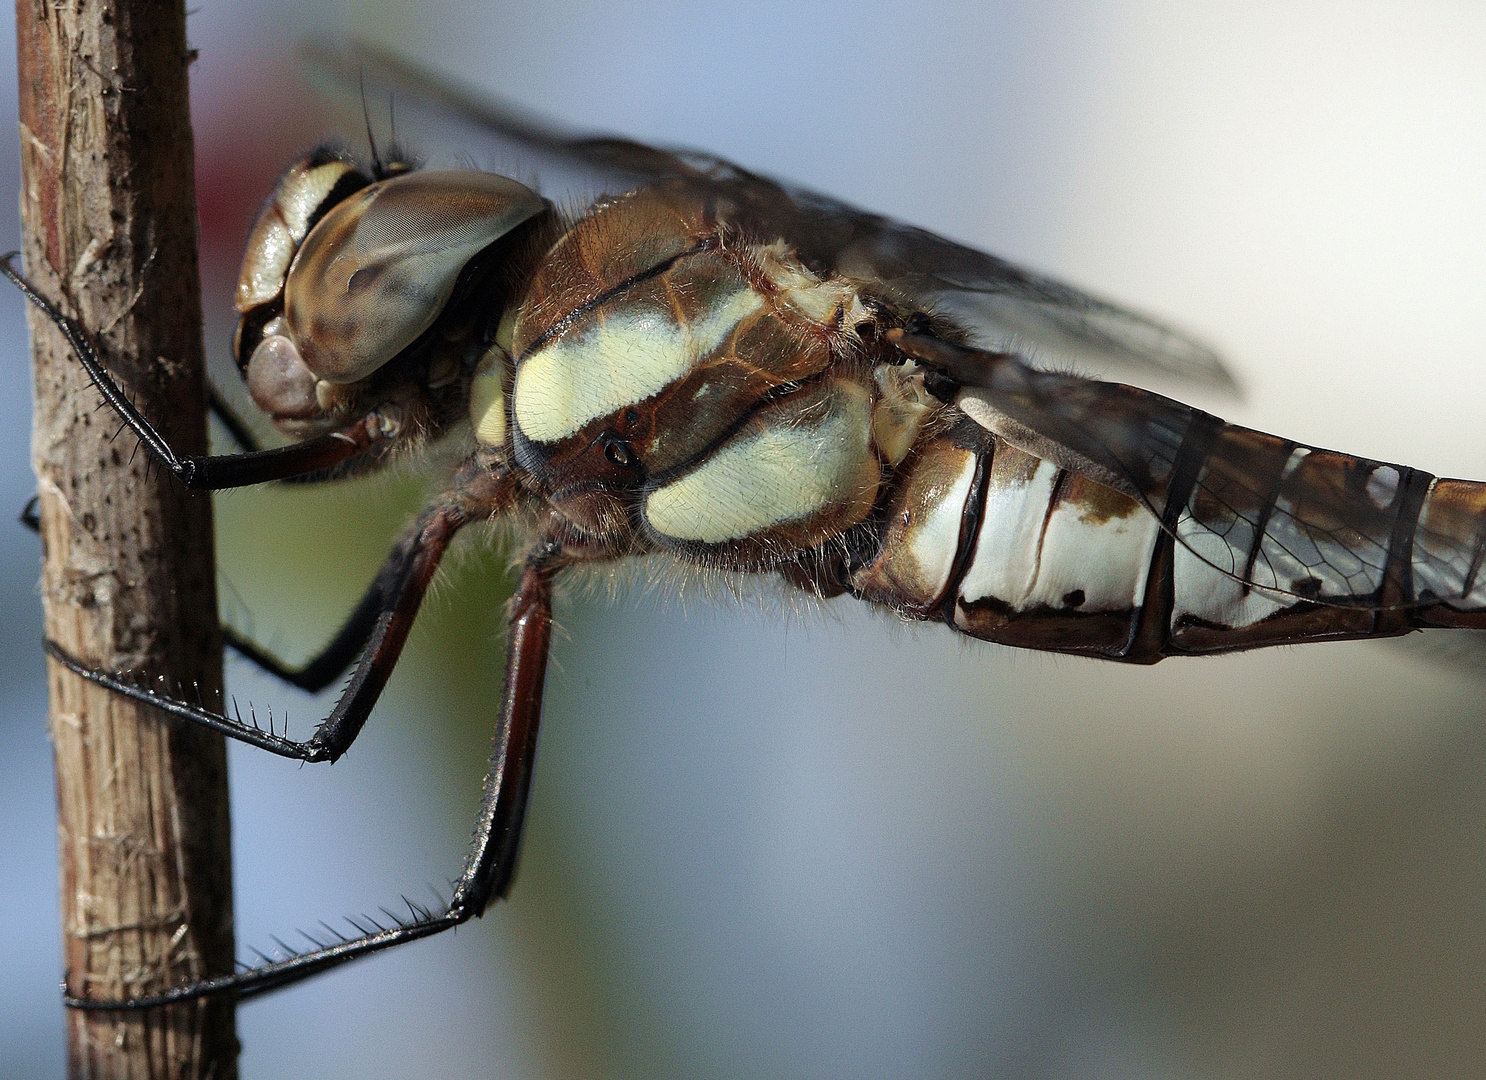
top-left (507, 184), bottom-right (885, 564)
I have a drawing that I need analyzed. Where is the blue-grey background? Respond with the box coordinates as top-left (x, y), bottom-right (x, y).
top-left (4, 3), bottom-right (1486, 1077)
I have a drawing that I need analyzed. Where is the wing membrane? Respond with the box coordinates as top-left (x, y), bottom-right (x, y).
top-left (892, 331), bottom-right (1486, 620)
top-left (301, 41), bottom-right (1237, 392)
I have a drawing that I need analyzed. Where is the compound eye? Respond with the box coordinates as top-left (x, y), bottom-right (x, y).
top-left (284, 170), bottom-right (549, 384)
top-left (235, 154), bottom-right (365, 316)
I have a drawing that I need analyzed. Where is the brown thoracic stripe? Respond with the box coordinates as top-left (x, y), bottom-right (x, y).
top-left (515, 237), bottom-right (713, 360)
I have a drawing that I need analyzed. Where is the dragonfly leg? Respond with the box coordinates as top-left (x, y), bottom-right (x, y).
top-left (206, 384), bottom-right (380, 486)
top-left (4, 254), bottom-right (404, 489)
top-left (44, 463), bottom-right (516, 762)
top-left (452, 540), bottom-right (561, 906)
top-left (64, 536), bottom-right (564, 1007)
top-left (24, 478), bottom-right (430, 693)
top-left (13, 380), bottom-right (384, 526)
top-left (221, 521), bottom-right (439, 693)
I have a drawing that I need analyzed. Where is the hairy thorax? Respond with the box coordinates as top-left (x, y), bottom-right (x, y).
top-left (489, 183), bottom-right (931, 569)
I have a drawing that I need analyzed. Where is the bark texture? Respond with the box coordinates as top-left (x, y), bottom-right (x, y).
top-left (16, 1), bottom-right (237, 1076)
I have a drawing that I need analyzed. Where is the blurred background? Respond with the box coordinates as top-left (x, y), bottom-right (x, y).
top-left (4, 2), bottom-right (1486, 1077)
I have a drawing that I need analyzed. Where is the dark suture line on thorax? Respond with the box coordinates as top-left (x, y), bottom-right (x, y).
top-left (636, 372), bottom-right (827, 490)
top-left (515, 237), bottom-right (715, 360)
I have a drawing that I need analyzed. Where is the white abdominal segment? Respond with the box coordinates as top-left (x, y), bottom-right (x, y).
top-left (903, 454), bottom-right (979, 602)
top-left (1025, 486), bottom-right (1158, 612)
top-left (955, 448), bottom-right (1159, 621)
top-left (956, 455), bottom-right (1058, 610)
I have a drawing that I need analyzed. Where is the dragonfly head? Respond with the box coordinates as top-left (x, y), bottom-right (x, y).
top-left (232, 149), bottom-right (549, 437)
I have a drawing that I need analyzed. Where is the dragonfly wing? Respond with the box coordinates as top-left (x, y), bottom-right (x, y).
top-left (303, 41), bottom-right (1238, 393)
top-left (892, 330), bottom-right (1486, 625)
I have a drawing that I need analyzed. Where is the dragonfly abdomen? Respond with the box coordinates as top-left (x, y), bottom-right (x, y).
top-left (852, 420), bottom-right (1164, 659)
top-left (850, 409), bottom-right (1486, 660)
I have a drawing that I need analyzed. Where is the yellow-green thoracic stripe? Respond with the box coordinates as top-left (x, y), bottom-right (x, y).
top-left (644, 382), bottom-right (872, 544)
top-left (512, 286), bottom-right (764, 444)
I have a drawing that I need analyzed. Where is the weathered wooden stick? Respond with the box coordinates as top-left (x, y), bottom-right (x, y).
top-left (15, 1), bottom-right (237, 1076)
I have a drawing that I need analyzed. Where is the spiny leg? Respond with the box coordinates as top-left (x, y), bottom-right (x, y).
top-left (45, 463), bottom-right (517, 761)
top-left (207, 385), bottom-right (380, 485)
top-left (66, 540), bottom-right (565, 1007)
top-left (454, 540), bottom-right (559, 905)
top-left (54, 381), bottom-right (421, 683)
top-left (23, 478), bottom-right (416, 693)
top-left (208, 388), bottom-right (401, 689)
top-left (22, 364), bottom-right (445, 690)
top-left (13, 376), bottom-right (390, 528)
top-left (4, 254), bottom-right (396, 488)
top-left (220, 538), bottom-right (420, 693)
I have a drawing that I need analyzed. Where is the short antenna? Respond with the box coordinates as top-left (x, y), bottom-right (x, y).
top-left (359, 67), bottom-right (386, 177)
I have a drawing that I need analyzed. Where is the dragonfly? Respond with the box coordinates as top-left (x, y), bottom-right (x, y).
top-left (11, 45), bottom-right (1485, 1010)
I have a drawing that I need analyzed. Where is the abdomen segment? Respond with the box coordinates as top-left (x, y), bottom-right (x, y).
top-left (849, 406), bottom-right (1486, 661)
